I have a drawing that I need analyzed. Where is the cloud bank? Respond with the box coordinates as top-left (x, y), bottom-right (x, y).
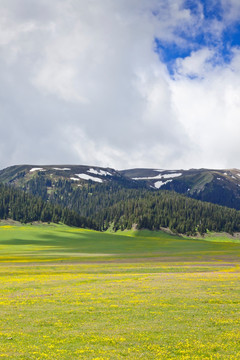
top-left (0, 0), bottom-right (240, 170)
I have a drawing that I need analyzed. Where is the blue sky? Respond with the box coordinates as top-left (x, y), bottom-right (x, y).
top-left (155, 0), bottom-right (240, 74)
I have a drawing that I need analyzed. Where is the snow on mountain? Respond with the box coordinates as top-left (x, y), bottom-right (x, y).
top-left (30, 167), bottom-right (45, 172)
top-left (133, 172), bottom-right (182, 181)
top-left (75, 174), bottom-right (103, 183)
top-left (161, 173), bottom-right (182, 179)
top-left (87, 168), bottom-right (112, 176)
top-left (53, 167), bottom-right (71, 171)
top-left (154, 179), bottom-right (172, 189)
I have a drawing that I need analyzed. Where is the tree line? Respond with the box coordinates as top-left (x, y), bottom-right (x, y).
top-left (95, 190), bottom-right (240, 235)
top-left (3, 176), bottom-right (240, 235)
top-left (20, 177), bottom-right (240, 235)
top-left (0, 183), bottom-right (96, 229)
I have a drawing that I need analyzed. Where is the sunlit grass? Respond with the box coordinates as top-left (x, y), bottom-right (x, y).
top-left (0, 224), bottom-right (240, 262)
top-left (0, 262), bottom-right (240, 359)
top-left (0, 224), bottom-right (240, 359)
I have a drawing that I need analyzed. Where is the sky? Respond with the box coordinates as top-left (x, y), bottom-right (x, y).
top-left (1, 0), bottom-right (240, 170)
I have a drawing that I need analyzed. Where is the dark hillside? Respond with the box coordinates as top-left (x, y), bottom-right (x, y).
top-left (0, 183), bottom-right (95, 229)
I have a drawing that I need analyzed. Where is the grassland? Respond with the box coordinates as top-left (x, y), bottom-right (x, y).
top-left (0, 224), bottom-right (240, 359)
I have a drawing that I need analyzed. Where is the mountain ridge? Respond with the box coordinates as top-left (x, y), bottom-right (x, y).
top-left (1, 164), bottom-right (240, 235)
top-left (1, 164), bottom-right (240, 209)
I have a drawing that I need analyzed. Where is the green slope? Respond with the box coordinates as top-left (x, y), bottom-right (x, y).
top-left (0, 224), bottom-right (240, 263)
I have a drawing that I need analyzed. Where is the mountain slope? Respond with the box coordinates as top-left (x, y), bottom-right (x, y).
top-left (121, 168), bottom-right (240, 210)
top-left (0, 164), bottom-right (124, 185)
top-left (0, 183), bottom-right (95, 228)
top-left (1, 164), bottom-right (240, 210)
top-left (1, 164), bottom-right (240, 234)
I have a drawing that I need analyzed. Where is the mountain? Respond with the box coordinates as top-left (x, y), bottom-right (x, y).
top-left (121, 168), bottom-right (240, 210)
top-left (0, 164), bottom-right (141, 189)
top-left (1, 164), bottom-right (240, 210)
top-left (1, 164), bottom-right (240, 235)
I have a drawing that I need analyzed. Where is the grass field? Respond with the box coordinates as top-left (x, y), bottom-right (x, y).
top-left (0, 224), bottom-right (240, 359)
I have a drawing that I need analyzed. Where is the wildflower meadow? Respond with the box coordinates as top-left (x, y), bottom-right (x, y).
top-left (0, 224), bottom-right (240, 359)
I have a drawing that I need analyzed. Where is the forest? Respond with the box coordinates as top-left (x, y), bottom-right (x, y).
top-left (0, 183), bottom-right (96, 229)
top-left (1, 177), bottom-right (240, 235)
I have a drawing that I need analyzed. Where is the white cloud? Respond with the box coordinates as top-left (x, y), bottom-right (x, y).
top-left (0, 0), bottom-right (240, 170)
top-left (171, 47), bottom-right (240, 168)
top-left (221, 0), bottom-right (240, 24)
top-left (175, 48), bottom-right (214, 78)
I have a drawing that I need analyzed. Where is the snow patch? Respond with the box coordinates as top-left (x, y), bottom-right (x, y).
top-left (161, 173), bottom-right (182, 179)
top-left (133, 175), bottom-right (162, 180)
top-left (133, 172), bottom-right (182, 181)
top-left (70, 177), bottom-right (80, 181)
top-left (75, 173), bottom-right (103, 183)
top-left (153, 169), bottom-right (177, 173)
top-left (154, 179), bottom-right (172, 189)
top-left (30, 167), bottom-right (45, 172)
top-left (53, 167), bottom-right (71, 171)
top-left (87, 168), bottom-right (112, 176)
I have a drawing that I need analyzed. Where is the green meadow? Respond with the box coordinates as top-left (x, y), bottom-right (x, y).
top-left (0, 224), bottom-right (240, 359)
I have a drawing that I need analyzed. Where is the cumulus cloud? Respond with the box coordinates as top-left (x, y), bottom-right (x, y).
top-left (0, 0), bottom-right (240, 170)
top-left (171, 47), bottom-right (240, 169)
